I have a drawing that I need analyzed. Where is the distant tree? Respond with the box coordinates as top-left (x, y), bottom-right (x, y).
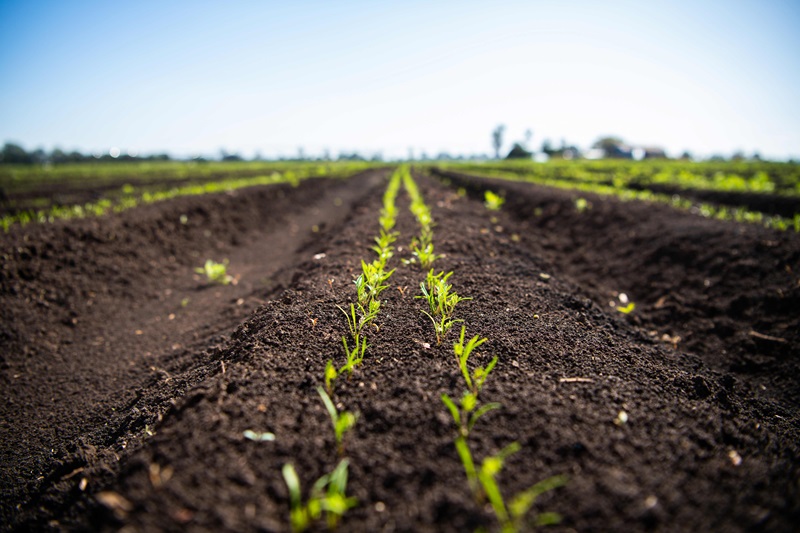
top-left (338, 152), bottom-right (365, 161)
top-left (731, 150), bottom-right (746, 162)
top-left (51, 148), bottom-right (68, 164)
top-left (1, 142), bottom-right (32, 164)
top-left (505, 143), bottom-right (532, 160)
top-left (492, 125), bottom-right (506, 159)
top-left (592, 136), bottom-right (630, 158)
top-left (541, 139), bottom-right (555, 156)
top-left (524, 129), bottom-right (533, 149)
top-left (31, 148), bottom-right (47, 164)
top-left (592, 136), bottom-right (624, 152)
top-left (679, 151), bottom-right (693, 161)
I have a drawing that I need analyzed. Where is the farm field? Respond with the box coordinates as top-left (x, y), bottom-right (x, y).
top-left (1, 162), bottom-right (799, 531)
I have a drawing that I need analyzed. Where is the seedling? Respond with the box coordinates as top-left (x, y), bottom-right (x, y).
top-left (574, 197), bottom-right (591, 213)
top-left (408, 233), bottom-right (442, 269)
top-left (442, 392), bottom-right (501, 439)
top-left (318, 387), bottom-right (357, 456)
top-left (195, 259), bottom-right (233, 285)
top-left (453, 326), bottom-right (497, 396)
top-left (447, 437), bottom-right (567, 532)
top-left (616, 302), bottom-right (635, 314)
top-left (324, 360), bottom-right (338, 395)
top-left (282, 460), bottom-right (357, 532)
top-left (484, 190), bottom-right (505, 210)
top-left (417, 270), bottom-right (471, 345)
top-left (340, 335), bottom-right (367, 377)
top-left (339, 303), bottom-right (360, 341)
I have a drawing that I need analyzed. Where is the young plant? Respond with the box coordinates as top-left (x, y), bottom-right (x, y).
top-left (408, 231), bottom-right (442, 269)
top-left (281, 460), bottom-right (358, 532)
top-left (575, 197), bottom-right (591, 213)
top-left (478, 443), bottom-right (567, 532)
top-left (454, 326), bottom-right (497, 396)
top-left (484, 190), bottom-right (505, 210)
top-left (446, 437), bottom-right (567, 533)
top-left (324, 360), bottom-right (338, 395)
top-left (318, 387), bottom-right (357, 457)
top-left (417, 270), bottom-right (471, 345)
top-left (372, 229), bottom-right (397, 269)
top-left (339, 335), bottom-right (367, 378)
top-left (194, 259), bottom-right (232, 285)
top-left (442, 392), bottom-right (501, 439)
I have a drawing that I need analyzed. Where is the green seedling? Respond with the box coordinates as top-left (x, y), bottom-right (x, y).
top-left (478, 443), bottom-right (567, 532)
top-left (484, 190), bottom-right (505, 210)
top-left (340, 335), bottom-right (367, 377)
top-left (282, 460), bottom-right (357, 532)
top-left (318, 387), bottom-right (357, 456)
top-left (324, 360), bottom-right (338, 395)
top-left (195, 259), bottom-right (232, 285)
top-left (453, 326), bottom-right (497, 396)
top-left (371, 229), bottom-right (397, 268)
top-left (448, 437), bottom-right (567, 533)
top-left (616, 302), bottom-right (635, 314)
top-left (417, 270), bottom-right (471, 345)
top-left (574, 197), bottom-right (591, 213)
top-left (357, 260), bottom-right (395, 306)
top-left (442, 392), bottom-right (501, 439)
top-left (339, 303), bottom-right (360, 341)
top-left (408, 232), bottom-right (442, 269)
top-left (338, 303), bottom-right (375, 344)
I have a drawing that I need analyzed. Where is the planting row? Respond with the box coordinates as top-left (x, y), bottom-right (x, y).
top-left (0, 161), bottom-right (379, 231)
top-left (271, 166), bottom-right (567, 532)
top-left (437, 161), bottom-right (800, 231)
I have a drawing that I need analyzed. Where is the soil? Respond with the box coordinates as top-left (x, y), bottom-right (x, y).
top-left (624, 182), bottom-right (800, 219)
top-left (1, 168), bottom-right (798, 532)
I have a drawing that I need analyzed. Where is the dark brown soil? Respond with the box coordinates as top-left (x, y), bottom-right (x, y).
top-left (625, 182), bottom-right (800, 219)
top-left (1, 168), bottom-right (798, 532)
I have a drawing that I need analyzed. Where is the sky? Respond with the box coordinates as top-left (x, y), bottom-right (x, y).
top-left (1, 0), bottom-right (798, 160)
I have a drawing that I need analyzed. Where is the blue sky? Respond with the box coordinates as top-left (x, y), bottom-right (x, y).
top-left (1, 0), bottom-right (798, 159)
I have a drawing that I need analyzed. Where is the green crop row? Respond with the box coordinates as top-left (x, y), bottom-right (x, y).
top-left (435, 162), bottom-right (800, 233)
top-left (403, 168), bottom-right (565, 531)
top-left (0, 160), bottom-right (379, 192)
top-left (1, 162), bottom-right (375, 232)
top-left (281, 168), bottom-right (406, 532)
top-left (276, 167), bottom-right (565, 531)
top-left (444, 159), bottom-right (800, 195)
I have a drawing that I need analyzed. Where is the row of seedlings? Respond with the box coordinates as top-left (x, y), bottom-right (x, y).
top-left (405, 169), bottom-right (566, 532)
top-left (279, 167), bottom-right (404, 532)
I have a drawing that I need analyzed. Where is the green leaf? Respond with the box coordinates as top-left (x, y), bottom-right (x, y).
top-left (461, 391), bottom-right (477, 413)
top-left (441, 394), bottom-right (461, 427)
top-left (468, 402), bottom-right (502, 431)
top-left (282, 463), bottom-right (301, 509)
top-left (508, 475), bottom-right (568, 519)
top-left (535, 511), bottom-right (563, 526)
top-left (317, 387), bottom-right (338, 424)
top-left (454, 437), bottom-right (478, 494)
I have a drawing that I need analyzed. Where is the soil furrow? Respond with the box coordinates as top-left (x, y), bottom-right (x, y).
top-left (40, 172), bottom-right (800, 531)
top-left (434, 168), bottom-right (800, 411)
top-left (0, 170), bottom-right (388, 528)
